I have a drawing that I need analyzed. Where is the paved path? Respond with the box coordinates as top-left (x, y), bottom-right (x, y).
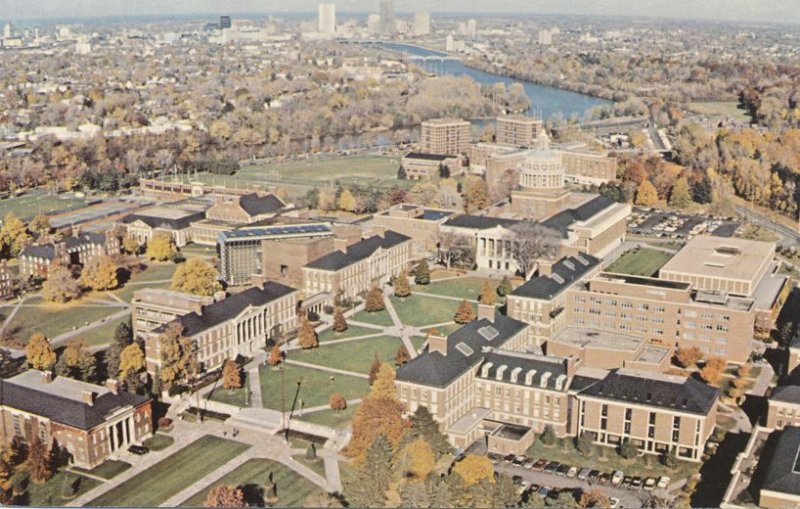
top-left (248, 364), bottom-right (263, 407)
top-left (285, 359), bottom-right (369, 379)
top-left (0, 295), bottom-right (26, 333)
top-left (302, 398), bottom-right (363, 415)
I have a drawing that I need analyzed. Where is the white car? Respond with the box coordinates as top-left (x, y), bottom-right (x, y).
top-left (609, 497), bottom-right (620, 508)
top-left (657, 476), bottom-right (671, 489)
top-left (611, 470), bottom-right (624, 485)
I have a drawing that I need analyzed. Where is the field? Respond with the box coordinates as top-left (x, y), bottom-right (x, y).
top-left (3, 297), bottom-right (124, 344)
top-left (605, 247), bottom-right (673, 277)
top-left (0, 192), bottom-right (88, 221)
top-left (180, 155), bottom-right (404, 199)
top-left (351, 308), bottom-right (395, 327)
top-left (73, 460), bottom-right (131, 480)
top-left (413, 277), bottom-right (498, 300)
top-left (684, 101), bottom-right (751, 123)
top-left (260, 363), bottom-right (369, 412)
top-left (207, 372), bottom-right (251, 407)
top-left (390, 295), bottom-right (467, 327)
top-left (297, 405), bottom-right (359, 428)
top-left (293, 335), bottom-right (403, 375)
top-left (11, 470), bottom-right (100, 506)
top-left (180, 458), bottom-right (323, 507)
top-left (86, 435), bottom-right (250, 507)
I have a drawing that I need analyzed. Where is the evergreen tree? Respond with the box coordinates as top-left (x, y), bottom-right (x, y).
top-left (345, 435), bottom-right (393, 508)
top-left (414, 260), bottom-right (430, 285)
top-left (617, 439), bottom-right (638, 459)
top-left (660, 449), bottom-right (678, 469)
top-left (692, 176), bottom-right (713, 204)
top-left (408, 405), bottom-right (453, 456)
top-left (540, 424), bottom-right (557, 446)
top-left (397, 166), bottom-right (407, 180)
top-left (669, 177), bottom-right (693, 209)
top-left (575, 433), bottom-right (594, 456)
top-left (496, 275), bottom-right (513, 297)
top-left (454, 299), bottom-right (476, 324)
top-left (332, 309), bottom-right (348, 333)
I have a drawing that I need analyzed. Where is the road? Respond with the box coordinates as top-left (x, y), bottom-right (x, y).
top-left (736, 205), bottom-right (800, 247)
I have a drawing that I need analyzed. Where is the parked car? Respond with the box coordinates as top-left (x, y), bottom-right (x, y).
top-left (557, 464), bottom-right (571, 476)
top-left (657, 476), bottom-right (671, 489)
top-left (609, 497), bottom-right (621, 508)
top-left (128, 444), bottom-right (148, 455)
top-left (533, 459), bottom-right (548, 471)
top-left (622, 476), bottom-right (633, 487)
top-left (537, 486), bottom-right (551, 498)
top-left (488, 452), bottom-right (502, 464)
top-left (578, 468), bottom-right (592, 481)
top-left (567, 466), bottom-right (579, 478)
top-left (632, 476), bottom-right (643, 488)
top-left (644, 477), bottom-right (657, 491)
top-left (503, 454), bottom-right (516, 463)
top-left (544, 461), bottom-right (561, 473)
top-left (588, 470), bottom-right (601, 482)
top-left (512, 475), bottom-right (523, 485)
top-left (513, 455), bottom-right (527, 466)
top-left (599, 473), bottom-right (612, 485)
top-left (523, 460), bottom-right (535, 470)
top-left (611, 470), bottom-right (624, 485)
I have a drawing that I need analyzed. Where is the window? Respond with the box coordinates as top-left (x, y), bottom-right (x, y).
top-left (280, 265), bottom-right (288, 275)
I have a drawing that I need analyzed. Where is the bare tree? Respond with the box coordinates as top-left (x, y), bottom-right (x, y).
top-left (507, 223), bottom-right (561, 279)
top-left (437, 232), bottom-right (475, 269)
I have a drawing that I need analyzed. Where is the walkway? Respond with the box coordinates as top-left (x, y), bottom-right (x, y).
top-left (285, 359), bottom-right (369, 379)
top-left (383, 287), bottom-right (421, 359)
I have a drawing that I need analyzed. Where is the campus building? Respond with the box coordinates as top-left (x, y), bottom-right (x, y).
top-left (372, 204), bottom-right (455, 255)
top-left (754, 426), bottom-right (800, 509)
top-left (400, 152), bottom-right (461, 180)
top-left (302, 230), bottom-right (412, 304)
top-left (19, 230), bottom-right (121, 279)
top-left (120, 206), bottom-right (206, 248)
top-left (131, 288), bottom-right (215, 341)
top-left (0, 260), bottom-right (14, 301)
top-left (144, 281), bottom-right (298, 374)
top-left (204, 192), bottom-right (289, 225)
top-left (420, 118), bottom-right (471, 156)
top-left (496, 115), bottom-right (543, 147)
top-left (0, 370), bottom-right (152, 469)
top-left (510, 134), bottom-right (571, 220)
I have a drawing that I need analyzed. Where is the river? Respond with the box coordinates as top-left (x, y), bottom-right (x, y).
top-left (376, 42), bottom-right (612, 122)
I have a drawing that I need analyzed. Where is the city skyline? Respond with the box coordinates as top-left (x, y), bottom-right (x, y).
top-left (2, 0), bottom-right (799, 24)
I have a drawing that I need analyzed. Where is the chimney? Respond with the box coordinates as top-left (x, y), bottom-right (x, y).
top-left (537, 259), bottom-right (554, 276)
top-left (333, 238), bottom-right (349, 253)
top-left (106, 378), bottom-right (119, 395)
top-left (478, 303), bottom-right (495, 321)
top-left (214, 290), bottom-right (227, 302)
top-left (41, 371), bottom-right (53, 384)
top-left (82, 390), bottom-right (95, 406)
top-left (428, 330), bottom-right (448, 356)
top-left (565, 355), bottom-right (577, 380)
top-left (250, 274), bottom-right (266, 291)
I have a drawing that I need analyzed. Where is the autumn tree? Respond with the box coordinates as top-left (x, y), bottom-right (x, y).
top-left (454, 299), bottom-right (476, 324)
top-left (146, 232), bottom-right (177, 261)
top-left (159, 322), bottom-right (197, 391)
top-left (414, 259), bottom-right (431, 285)
top-left (171, 258), bottom-right (223, 296)
top-left (106, 320), bottom-right (133, 381)
top-left (669, 176), bottom-right (693, 209)
top-left (463, 177), bottom-right (489, 213)
top-left (347, 365), bottom-right (410, 458)
top-left (395, 345), bottom-right (410, 366)
top-left (479, 281), bottom-right (496, 305)
top-left (55, 338), bottom-right (97, 383)
top-left (122, 234), bottom-right (141, 255)
top-left (268, 345), bottom-right (283, 366)
top-left (364, 287), bottom-right (385, 312)
top-left (29, 214), bottom-right (51, 239)
top-left (675, 346), bottom-right (703, 368)
top-left (394, 269), bottom-right (411, 298)
top-left (496, 276), bottom-right (513, 297)
top-left (338, 188), bottom-right (357, 212)
top-left (222, 359), bottom-right (242, 390)
top-left (700, 356), bottom-right (727, 385)
top-left (508, 223), bottom-right (560, 279)
top-left (635, 180), bottom-right (659, 207)
top-left (330, 393), bottom-right (347, 411)
top-left (453, 455), bottom-right (494, 486)
top-left (368, 354), bottom-right (382, 385)
top-left (404, 437), bottom-right (435, 480)
top-left (27, 436), bottom-right (54, 484)
top-left (332, 309), bottom-right (348, 333)
top-left (297, 315), bottom-right (319, 349)
top-left (26, 333), bottom-right (56, 371)
top-left (0, 213), bottom-right (30, 257)
top-left (81, 255), bottom-right (119, 291)
top-left (371, 363), bottom-right (398, 399)
top-left (345, 435), bottom-right (392, 507)
top-left (579, 490), bottom-right (610, 509)
top-left (118, 343), bottom-right (145, 381)
top-left (206, 485), bottom-right (246, 507)
top-left (42, 264), bottom-right (82, 303)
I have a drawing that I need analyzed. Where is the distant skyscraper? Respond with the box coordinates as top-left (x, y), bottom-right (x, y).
top-left (318, 3), bottom-right (336, 35)
top-left (219, 16), bottom-right (232, 30)
top-left (379, 0), bottom-right (395, 36)
top-left (3, 22), bottom-right (12, 39)
top-left (466, 18), bottom-right (477, 38)
top-left (367, 14), bottom-right (381, 36)
top-left (538, 28), bottom-right (552, 45)
top-left (413, 12), bottom-right (430, 36)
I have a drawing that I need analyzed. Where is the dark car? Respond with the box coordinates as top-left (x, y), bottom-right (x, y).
top-left (556, 464), bottom-right (571, 476)
top-left (622, 476), bottom-right (633, 487)
top-left (512, 455), bottom-right (527, 466)
top-left (512, 475), bottom-right (523, 486)
top-left (537, 486), bottom-right (551, 498)
top-left (503, 454), bottom-right (516, 463)
top-left (631, 476), bottom-right (643, 488)
top-left (128, 444), bottom-right (148, 455)
top-left (488, 452), bottom-right (502, 464)
top-left (599, 473), bottom-right (612, 485)
top-left (544, 461), bottom-right (561, 473)
top-left (532, 459), bottom-right (548, 471)
top-left (588, 470), bottom-right (601, 482)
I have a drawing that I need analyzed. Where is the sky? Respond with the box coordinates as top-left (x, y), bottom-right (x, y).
top-left (0, 0), bottom-right (797, 24)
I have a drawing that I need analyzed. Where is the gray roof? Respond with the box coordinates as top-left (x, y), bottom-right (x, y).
top-left (0, 372), bottom-right (150, 431)
top-left (478, 352), bottom-right (568, 390)
top-left (578, 369), bottom-right (719, 415)
top-left (121, 210), bottom-right (205, 230)
top-left (542, 195), bottom-right (615, 238)
top-left (239, 193), bottom-right (286, 216)
top-left (761, 426), bottom-right (800, 496)
top-left (396, 312), bottom-right (529, 388)
top-left (511, 254), bottom-right (600, 300)
top-left (772, 385), bottom-right (800, 404)
top-left (20, 232), bottom-right (107, 261)
top-left (305, 231), bottom-right (410, 272)
top-left (443, 215), bottom-right (523, 231)
top-left (170, 282), bottom-right (296, 337)
top-left (403, 152), bottom-right (452, 161)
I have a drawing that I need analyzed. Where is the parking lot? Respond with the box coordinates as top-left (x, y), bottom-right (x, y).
top-left (629, 207), bottom-right (740, 239)
top-left (491, 453), bottom-right (671, 508)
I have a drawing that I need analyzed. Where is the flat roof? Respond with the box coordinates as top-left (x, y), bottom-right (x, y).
top-left (551, 327), bottom-right (644, 352)
top-left (660, 235), bottom-right (774, 283)
top-left (137, 206), bottom-right (198, 220)
top-left (7, 370), bottom-right (112, 402)
top-left (752, 263), bottom-right (789, 310)
top-left (448, 407), bottom-right (492, 435)
top-left (635, 345), bottom-right (671, 365)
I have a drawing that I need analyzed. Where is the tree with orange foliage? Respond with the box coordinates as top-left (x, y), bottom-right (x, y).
top-left (452, 455), bottom-right (494, 486)
top-left (330, 393), bottom-right (347, 411)
top-left (700, 356), bottom-right (727, 385)
top-left (268, 345), bottom-right (283, 366)
top-left (579, 489), bottom-right (610, 508)
top-left (675, 346), bottom-right (702, 368)
top-left (205, 485), bottom-right (245, 507)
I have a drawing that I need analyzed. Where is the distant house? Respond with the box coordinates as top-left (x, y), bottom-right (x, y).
top-left (19, 231), bottom-right (120, 279)
top-left (204, 193), bottom-right (288, 224)
top-left (0, 370), bottom-right (152, 469)
top-left (120, 206), bottom-right (206, 247)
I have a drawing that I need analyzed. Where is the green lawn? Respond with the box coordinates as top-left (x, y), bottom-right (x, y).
top-left (297, 405), bottom-right (359, 428)
top-left (11, 470), bottom-right (100, 506)
top-left (413, 277), bottom-right (497, 300)
top-left (293, 454), bottom-right (328, 478)
top-left (351, 308), bottom-right (394, 327)
top-left (0, 192), bottom-right (88, 220)
top-left (525, 439), bottom-right (700, 481)
top-left (606, 248), bottom-right (674, 277)
top-left (207, 372), bottom-right (251, 407)
top-left (317, 325), bottom-right (381, 343)
top-left (7, 297), bottom-right (123, 343)
top-left (79, 316), bottom-right (130, 347)
top-left (422, 323), bottom-right (462, 337)
top-left (87, 435), bottom-right (250, 507)
top-left (260, 364), bottom-right (369, 412)
top-left (143, 433), bottom-right (174, 451)
top-left (180, 458), bottom-right (324, 507)
top-left (391, 295), bottom-right (466, 327)
top-left (685, 101), bottom-right (751, 122)
top-left (180, 244), bottom-right (218, 258)
top-left (72, 460), bottom-right (131, 480)
top-left (110, 262), bottom-right (179, 303)
top-left (293, 336), bottom-right (402, 375)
